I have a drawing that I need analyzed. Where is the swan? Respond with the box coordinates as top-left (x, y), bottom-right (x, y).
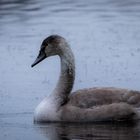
top-left (32, 35), bottom-right (140, 123)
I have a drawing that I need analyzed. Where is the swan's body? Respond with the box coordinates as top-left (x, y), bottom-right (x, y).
top-left (32, 35), bottom-right (140, 122)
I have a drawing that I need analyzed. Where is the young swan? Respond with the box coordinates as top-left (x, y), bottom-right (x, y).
top-left (32, 35), bottom-right (140, 123)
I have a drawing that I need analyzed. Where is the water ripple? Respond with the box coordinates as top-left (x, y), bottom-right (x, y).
top-left (0, 0), bottom-right (140, 24)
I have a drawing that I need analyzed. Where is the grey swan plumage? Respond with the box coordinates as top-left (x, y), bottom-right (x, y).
top-left (32, 35), bottom-right (140, 123)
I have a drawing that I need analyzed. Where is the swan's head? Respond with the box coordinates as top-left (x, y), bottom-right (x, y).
top-left (31, 35), bottom-right (67, 67)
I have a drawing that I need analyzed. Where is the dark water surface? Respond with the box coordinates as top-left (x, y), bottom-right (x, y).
top-left (1, 113), bottom-right (140, 140)
top-left (0, 0), bottom-right (140, 139)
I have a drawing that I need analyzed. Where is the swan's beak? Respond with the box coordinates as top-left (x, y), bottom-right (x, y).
top-left (31, 51), bottom-right (46, 67)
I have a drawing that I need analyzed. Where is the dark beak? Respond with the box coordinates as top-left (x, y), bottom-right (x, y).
top-left (31, 51), bottom-right (46, 67)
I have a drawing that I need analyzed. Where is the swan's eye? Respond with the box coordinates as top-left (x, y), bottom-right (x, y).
top-left (42, 39), bottom-right (48, 47)
top-left (45, 43), bottom-right (48, 47)
top-left (41, 46), bottom-right (46, 52)
top-left (41, 41), bottom-right (48, 49)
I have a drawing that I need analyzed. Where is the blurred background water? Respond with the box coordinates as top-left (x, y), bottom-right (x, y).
top-left (0, 0), bottom-right (140, 139)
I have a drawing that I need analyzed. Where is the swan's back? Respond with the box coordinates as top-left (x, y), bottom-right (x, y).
top-left (68, 87), bottom-right (140, 108)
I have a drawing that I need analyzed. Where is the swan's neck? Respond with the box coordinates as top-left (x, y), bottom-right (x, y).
top-left (51, 47), bottom-right (75, 107)
top-left (34, 45), bottom-right (75, 122)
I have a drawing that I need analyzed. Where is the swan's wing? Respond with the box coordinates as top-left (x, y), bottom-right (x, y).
top-left (60, 102), bottom-right (136, 122)
top-left (68, 87), bottom-right (140, 108)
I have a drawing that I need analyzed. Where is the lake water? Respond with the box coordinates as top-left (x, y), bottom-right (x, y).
top-left (0, 0), bottom-right (140, 139)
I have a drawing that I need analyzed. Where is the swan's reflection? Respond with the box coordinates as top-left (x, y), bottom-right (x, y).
top-left (35, 122), bottom-right (140, 140)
